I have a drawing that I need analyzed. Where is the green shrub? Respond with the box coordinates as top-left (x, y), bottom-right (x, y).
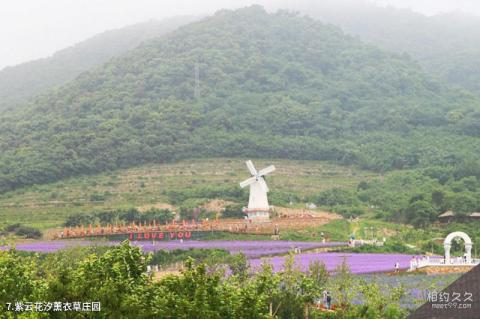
top-left (5, 223), bottom-right (22, 232)
top-left (222, 203), bottom-right (245, 218)
top-left (64, 213), bottom-right (93, 227)
top-left (14, 226), bottom-right (42, 239)
top-left (149, 248), bottom-right (230, 266)
top-left (314, 188), bottom-right (359, 207)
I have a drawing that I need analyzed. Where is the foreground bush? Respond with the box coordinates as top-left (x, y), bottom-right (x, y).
top-left (0, 242), bottom-right (410, 318)
top-left (3, 223), bottom-right (42, 239)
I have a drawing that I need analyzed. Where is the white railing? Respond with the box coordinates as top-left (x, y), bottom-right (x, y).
top-left (349, 239), bottom-right (384, 247)
top-left (410, 256), bottom-right (480, 270)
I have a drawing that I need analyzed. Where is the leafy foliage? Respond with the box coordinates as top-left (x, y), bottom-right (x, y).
top-left (306, 159), bottom-right (480, 226)
top-left (149, 248), bottom-right (230, 267)
top-left (0, 250), bottom-right (40, 313)
top-left (222, 203), bottom-right (246, 219)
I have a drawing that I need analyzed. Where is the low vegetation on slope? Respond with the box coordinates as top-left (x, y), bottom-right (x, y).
top-left (0, 158), bottom-right (374, 229)
top-left (2, 155), bottom-right (479, 236)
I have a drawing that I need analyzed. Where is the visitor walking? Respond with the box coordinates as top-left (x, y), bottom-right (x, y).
top-left (326, 291), bottom-right (332, 310)
top-left (410, 257), bottom-right (417, 270)
top-left (395, 261), bottom-right (400, 273)
top-left (322, 290), bottom-right (328, 309)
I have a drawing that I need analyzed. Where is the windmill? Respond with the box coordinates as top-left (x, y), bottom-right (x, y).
top-left (239, 160), bottom-right (275, 220)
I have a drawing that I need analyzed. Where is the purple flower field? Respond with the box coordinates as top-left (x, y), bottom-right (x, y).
top-left (0, 241), bottom-right (92, 253)
top-left (128, 240), bottom-right (347, 258)
top-left (1, 240), bottom-right (346, 258)
top-left (250, 252), bottom-right (414, 274)
top-left (1, 240), bottom-right (414, 274)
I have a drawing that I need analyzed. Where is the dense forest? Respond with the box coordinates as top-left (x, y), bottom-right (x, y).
top-left (0, 16), bottom-right (199, 110)
top-left (311, 163), bottom-right (480, 227)
top-left (293, 0), bottom-right (480, 95)
top-left (1, 6), bottom-right (480, 194)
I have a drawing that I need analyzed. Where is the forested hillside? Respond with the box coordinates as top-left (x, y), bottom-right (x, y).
top-left (0, 16), bottom-right (199, 110)
top-left (293, 0), bottom-right (480, 95)
top-left (1, 5), bottom-right (480, 194)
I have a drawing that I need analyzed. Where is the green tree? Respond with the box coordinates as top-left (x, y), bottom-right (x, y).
top-left (0, 250), bottom-right (41, 314)
top-left (71, 241), bottom-right (149, 318)
top-left (228, 252), bottom-right (249, 283)
top-left (405, 200), bottom-right (437, 227)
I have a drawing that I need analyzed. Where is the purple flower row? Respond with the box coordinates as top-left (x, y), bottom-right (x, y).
top-left (1, 240), bottom-right (346, 258)
top-left (249, 252), bottom-right (414, 274)
top-left (1, 240), bottom-right (414, 274)
top-left (0, 241), bottom-right (91, 253)
top-left (128, 240), bottom-right (346, 257)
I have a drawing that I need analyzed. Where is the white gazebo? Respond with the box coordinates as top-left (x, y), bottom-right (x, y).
top-left (444, 231), bottom-right (472, 264)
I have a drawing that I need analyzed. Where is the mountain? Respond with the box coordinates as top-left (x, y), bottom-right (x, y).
top-left (0, 5), bottom-right (480, 194)
top-left (288, 0), bottom-right (480, 95)
top-left (0, 16), bottom-right (199, 110)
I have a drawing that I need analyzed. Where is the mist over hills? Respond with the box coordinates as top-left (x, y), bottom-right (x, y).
top-left (0, 15), bottom-right (200, 110)
top-left (3, 1), bottom-right (480, 113)
top-left (294, 0), bottom-right (480, 95)
top-left (1, 6), bottom-right (479, 194)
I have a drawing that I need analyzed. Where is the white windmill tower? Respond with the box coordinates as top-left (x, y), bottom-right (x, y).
top-left (239, 160), bottom-right (276, 220)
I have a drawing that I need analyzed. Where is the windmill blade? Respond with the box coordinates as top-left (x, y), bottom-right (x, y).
top-left (259, 178), bottom-right (269, 193)
top-left (245, 160), bottom-right (257, 176)
top-left (239, 176), bottom-right (256, 188)
top-left (258, 165), bottom-right (275, 177)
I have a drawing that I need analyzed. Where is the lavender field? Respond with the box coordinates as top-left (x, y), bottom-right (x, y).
top-left (0, 241), bottom-right (92, 253)
top-left (250, 252), bottom-right (414, 274)
top-left (0, 240), bottom-right (418, 274)
top-left (128, 240), bottom-right (347, 257)
top-left (1, 240), bottom-right (346, 258)
top-left (357, 273), bottom-right (461, 309)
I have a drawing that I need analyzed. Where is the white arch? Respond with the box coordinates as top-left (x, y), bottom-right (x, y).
top-left (444, 231), bottom-right (473, 264)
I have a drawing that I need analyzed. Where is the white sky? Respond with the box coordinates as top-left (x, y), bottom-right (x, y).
top-left (1, 0), bottom-right (479, 70)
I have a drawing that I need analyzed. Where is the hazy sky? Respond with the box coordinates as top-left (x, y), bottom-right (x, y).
top-left (1, 0), bottom-right (479, 70)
